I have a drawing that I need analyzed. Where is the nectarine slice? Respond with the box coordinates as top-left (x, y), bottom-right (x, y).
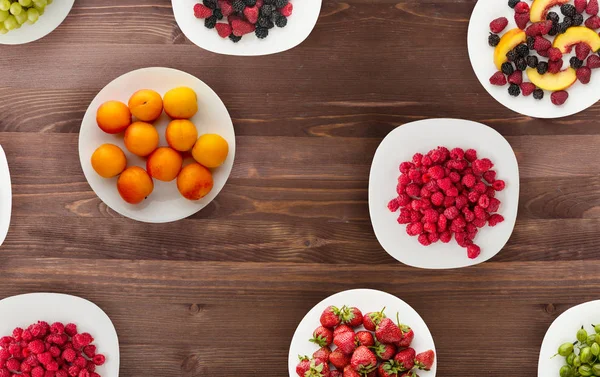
top-left (494, 28), bottom-right (527, 70)
top-left (553, 26), bottom-right (600, 54)
top-left (526, 68), bottom-right (577, 91)
top-left (530, 0), bottom-right (569, 22)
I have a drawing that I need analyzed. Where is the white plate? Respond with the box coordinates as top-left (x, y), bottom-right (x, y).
top-left (538, 299), bottom-right (600, 377)
top-left (0, 293), bottom-right (119, 376)
top-left (79, 67), bottom-right (235, 223)
top-left (369, 119), bottom-right (519, 269)
top-left (288, 289), bottom-right (437, 377)
top-left (0, 145), bottom-right (11, 247)
top-left (172, 0), bottom-right (322, 56)
top-left (0, 0), bottom-right (74, 45)
top-left (468, 0), bottom-right (600, 118)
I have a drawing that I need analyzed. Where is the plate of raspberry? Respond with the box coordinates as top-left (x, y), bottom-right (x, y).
top-left (468, 0), bottom-right (600, 118)
top-left (0, 293), bottom-right (119, 377)
top-left (0, 145), bottom-right (11, 248)
top-left (288, 289), bottom-right (437, 377)
top-left (172, 0), bottom-right (321, 56)
top-left (369, 119), bottom-right (519, 269)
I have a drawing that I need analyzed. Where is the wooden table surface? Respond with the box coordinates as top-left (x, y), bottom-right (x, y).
top-left (1, 1), bottom-right (600, 376)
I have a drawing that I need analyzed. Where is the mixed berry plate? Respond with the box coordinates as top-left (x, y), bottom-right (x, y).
top-left (79, 67), bottom-right (235, 223)
top-left (0, 145), bottom-right (11, 248)
top-left (288, 289), bottom-right (437, 377)
top-left (369, 119), bottom-right (519, 269)
top-left (0, 0), bottom-right (74, 45)
top-left (537, 299), bottom-right (600, 377)
top-left (172, 0), bottom-right (322, 56)
top-left (0, 293), bottom-right (119, 376)
top-left (468, 0), bottom-right (600, 118)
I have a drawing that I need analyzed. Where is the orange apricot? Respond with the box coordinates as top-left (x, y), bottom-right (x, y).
top-left (117, 166), bottom-right (154, 204)
top-left (165, 119), bottom-right (198, 152)
top-left (90, 144), bottom-right (127, 178)
top-left (128, 89), bottom-right (163, 122)
top-left (124, 121), bottom-right (159, 157)
top-left (146, 147), bottom-right (183, 182)
top-left (96, 100), bottom-right (131, 134)
top-left (176, 162), bottom-right (214, 200)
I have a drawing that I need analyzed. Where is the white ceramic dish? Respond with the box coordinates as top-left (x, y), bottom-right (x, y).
top-left (467, 0), bottom-right (600, 118)
top-left (0, 145), bottom-right (11, 247)
top-left (538, 300), bottom-right (600, 377)
top-left (0, 0), bottom-right (74, 45)
top-left (0, 293), bottom-right (119, 376)
top-left (369, 118), bottom-right (519, 269)
top-left (172, 0), bottom-right (322, 56)
top-left (288, 289), bottom-right (437, 377)
top-left (79, 67), bottom-right (235, 223)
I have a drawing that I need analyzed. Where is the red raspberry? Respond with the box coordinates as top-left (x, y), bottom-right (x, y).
top-left (488, 197), bottom-right (501, 212)
top-left (0, 337), bottom-right (13, 346)
top-left (424, 180), bottom-right (439, 192)
top-left (462, 208), bottom-right (475, 223)
top-left (399, 162), bottom-right (413, 174)
top-left (6, 359), bottom-right (20, 372)
top-left (473, 158), bottom-right (493, 174)
top-left (387, 198), bottom-right (400, 212)
top-left (243, 5), bottom-right (259, 24)
top-left (218, 0), bottom-right (234, 16)
top-left (588, 0), bottom-right (599, 14)
top-left (538, 48), bottom-right (550, 57)
top-left (588, 55), bottom-right (600, 69)
top-left (576, 67), bottom-right (592, 84)
top-left (488, 214), bottom-right (505, 226)
top-left (533, 36), bottom-right (551, 52)
top-left (410, 200), bottom-right (424, 211)
top-left (448, 171), bottom-right (461, 183)
top-left (520, 82), bottom-right (536, 96)
top-left (28, 341), bottom-right (44, 355)
top-left (12, 328), bottom-right (23, 342)
top-left (85, 362), bottom-right (95, 373)
top-left (215, 23), bottom-right (232, 38)
top-left (56, 372), bottom-right (68, 377)
top-left (445, 187), bottom-right (459, 197)
top-left (417, 234), bottom-right (431, 246)
top-left (461, 174), bottom-right (476, 188)
top-left (548, 59), bottom-right (563, 74)
top-left (412, 153), bottom-right (423, 166)
top-left (29, 325), bottom-right (43, 339)
top-left (31, 367), bottom-right (45, 377)
top-left (478, 195), bottom-right (490, 209)
top-left (408, 169), bottom-right (421, 182)
top-left (428, 232), bottom-right (439, 243)
top-left (451, 216), bottom-right (466, 230)
top-left (406, 222), bottom-right (423, 236)
top-left (50, 323), bottom-right (64, 336)
top-left (280, 2), bottom-right (293, 16)
top-left (46, 361), bottom-right (59, 372)
top-left (410, 210), bottom-right (422, 223)
top-left (421, 155), bottom-right (432, 167)
top-left (78, 370), bottom-right (90, 377)
top-left (474, 205), bottom-right (487, 220)
top-left (468, 191), bottom-right (480, 203)
top-left (486, 186), bottom-right (496, 198)
top-left (474, 182), bottom-right (487, 194)
top-left (436, 177), bottom-right (452, 191)
top-left (454, 232), bottom-right (469, 247)
top-left (423, 209), bottom-right (438, 223)
top-left (74, 357), bottom-right (87, 369)
top-left (429, 149), bottom-right (442, 163)
top-left (22, 331), bottom-right (33, 343)
top-left (427, 165), bottom-right (445, 180)
top-left (423, 222), bottom-right (437, 234)
top-left (525, 20), bottom-right (553, 36)
top-left (0, 349), bottom-right (9, 361)
top-left (430, 192), bottom-right (444, 206)
top-left (397, 210), bottom-right (411, 224)
top-left (467, 244), bottom-right (481, 259)
top-left (90, 374), bottom-right (100, 377)
top-left (483, 170), bottom-right (496, 183)
top-left (437, 214), bottom-right (448, 231)
top-left (420, 186), bottom-right (432, 199)
top-left (576, 0), bottom-right (588, 13)
top-left (576, 43), bottom-right (592, 60)
top-left (397, 193), bottom-right (410, 206)
top-left (464, 149), bottom-right (477, 162)
top-left (20, 363), bottom-right (32, 373)
top-left (232, 19), bottom-right (256, 36)
top-left (444, 206), bottom-right (459, 220)
top-left (49, 346), bottom-right (60, 358)
top-left (24, 355), bottom-right (39, 367)
top-left (547, 47), bottom-right (563, 62)
top-left (514, 2), bottom-right (529, 13)
top-left (193, 3), bottom-right (213, 18)
top-left (514, 11), bottom-right (530, 29)
top-left (490, 17), bottom-right (508, 33)
top-left (472, 218), bottom-right (487, 228)
top-left (455, 195), bottom-right (468, 209)
top-left (8, 344), bottom-right (20, 356)
top-left (68, 366), bottom-right (80, 377)
top-left (64, 325), bottom-right (77, 338)
top-left (449, 148), bottom-right (464, 160)
top-left (443, 195), bottom-right (455, 208)
top-left (37, 352), bottom-right (52, 365)
top-left (492, 180), bottom-right (506, 191)
top-left (439, 231), bottom-right (452, 243)
top-left (398, 174), bottom-right (411, 186)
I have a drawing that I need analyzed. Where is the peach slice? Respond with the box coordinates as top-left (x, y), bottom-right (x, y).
top-left (494, 28), bottom-right (527, 69)
top-left (526, 68), bottom-right (577, 91)
top-left (530, 0), bottom-right (569, 22)
top-left (552, 26), bottom-right (600, 53)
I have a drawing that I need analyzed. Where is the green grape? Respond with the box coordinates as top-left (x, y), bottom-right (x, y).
top-left (0, 25), bottom-right (7, 34)
top-left (9, 2), bottom-right (22, 16)
top-left (0, 0), bottom-right (9, 11)
top-left (0, 9), bottom-right (8, 22)
top-left (3, 14), bottom-right (17, 30)
top-left (32, 0), bottom-right (46, 7)
top-left (33, 3), bottom-right (44, 15)
top-left (26, 7), bottom-right (38, 23)
top-left (47, 0), bottom-right (52, 4)
top-left (14, 10), bottom-right (27, 25)
top-left (19, 0), bottom-right (32, 6)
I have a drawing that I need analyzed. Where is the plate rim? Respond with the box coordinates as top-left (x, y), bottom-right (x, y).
top-left (0, 145), bottom-right (11, 247)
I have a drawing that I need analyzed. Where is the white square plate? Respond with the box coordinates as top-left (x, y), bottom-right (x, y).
top-left (172, 0), bottom-right (322, 56)
top-left (0, 145), bottom-right (11, 247)
top-left (369, 119), bottom-right (519, 269)
top-left (288, 289), bottom-right (437, 377)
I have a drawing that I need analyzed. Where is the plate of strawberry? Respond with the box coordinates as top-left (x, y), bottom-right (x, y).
top-left (288, 289), bottom-right (436, 377)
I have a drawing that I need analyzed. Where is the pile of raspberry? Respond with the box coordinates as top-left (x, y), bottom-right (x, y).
top-left (487, 0), bottom-right (600, 106)
top-left (193, 0), bottom-right (293, 42)
top-left (0, 321), bottom-right (106, 377)
top-left (387, 147), bottom-right (505, 259)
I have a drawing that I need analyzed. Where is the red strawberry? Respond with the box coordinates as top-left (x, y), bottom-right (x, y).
top-left (231, 19), bottom-right (255, 36)
top-left (547, 47), bottom-right (562, 61)
top-left (548, 59), bottom-right (564, 74)
top-left (330, 371), bottom-right (342, 377)
top-left (490, 17), bottom-right (509, 33)
top-left (310, 326), bottom-right (333, 347)
top-left (588, 54), bottom-right (600, 68)
top-left (365, 371), bottom-right (377, 377)
top-left (378, 361), bottom-right (401, 377)
top-left (520, 82), bottom-right (536, 96)
top-left (243, 5), bottom-right (259, 24)
top-left (363, 308), bottom-right (386, 331)
top-left (577, 66), bottom-right (592, 83)
top-left (525, 20), bottom-right (553, 36)
top-left (370, 341), bottom-right (396, 361)
top-left (334, 331), bottom-right (357, 355)
top-left (333, 324), bottom-right (355, 338)
top-left (355, 331), bottom-right (375, 347)
top-left (280, 2), bottom-right (293, 16)
top-left (313, 347), bottom-right (331, 362)
top-left (320, 306), bottom-right (343, 328)
top-left (534, 36), bottom-right (551, 52)
top-left (576, 0), bottom-right (588, 13)
top-left (375, 318), bottom-right (402, 344)
top-left (585, 15), bottom-right (600, 28)
top-left (218, 0), bottom-right (234, 16)
top-left (514, 12), bottom-right (530, 29)
top-left (350, 346), bottom-right (377, 374)
top-left (414, 350), bottom-right (435, 371)
top-left (193, 3), bottom-right (213, 18)
top-left (329, 348), bottom-right (352, 370)
top-left (514, 2), bottom-right (530, 13)
top-left (587, 0), bottom-right (599, 15)
top-left (215, 23), bottom-right (232, 38)
top-left (394, 348), bottom-right (416, 371)
top-left (489, 71), bottom-right (507, 86)
top-left (396, 328), bottom-right (414, 348)
top-left (343, 307), bottom-right (363, 327)
top-left (296, 356), bottom-right (311, 377)
top-left (508, 70), bottom-right (523, 85)
top-left (576, 43), bottom-right (592, 60)
top-left (343, 365), bottom-right (361, 377)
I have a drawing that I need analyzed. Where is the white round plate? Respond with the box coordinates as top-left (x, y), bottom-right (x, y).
top-left (0, 0), bottom-right (74, 45)
top-left (79, 67), bottom-right (235, 223)
top-left (0, 145), bottom-right (11, 247)
top-left (0, 293), bottom-right (119, 376)
top-left (468, 0), bottom-right (600, 118)
top-left (172, 0), bottom-right (322, 56)
top-left (288, 289), bottom-right (437, 377)
top-left (538, 299), bottom-right (600, 377)
top-left (369, 119), bottom-right (519, 269)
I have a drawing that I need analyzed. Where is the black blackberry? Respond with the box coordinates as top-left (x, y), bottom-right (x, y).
top-left (232, 0), bottom-right (246, 12)
top-left (563, 16), bottom-right (573, 27)
top-left (515, 57), bottom-right (528, 71)
top-left (533, 89), bottom-right (544, 100)
top-left (508, 84), bottom-right (521, 96)
top-left (546, 11), bottom-right (560, 24)
top-left (560, 4), bottom-right (577, 17)
top-left (213, 8), bottom-right (223, 19)
top-left (501, 62), bottom-right (515, 75)
top-left (204, 15), bottom-right (217, 28)
top-left (275, 14), bottom-right (287, 27)
top-left (548, 24), bottom-right (558, 36)
top-left (508, 0), bottom-right (520, 8)
top-left (229, 34), bottom-right (242, 43)
top-left (570, 56), bottom-right (584, 69)
top-left (527, 36), bottom-right (535, 50)
top-left (258, 16), bottom-right (274, 29)
top-left (506, 49), bottom-right (518, 62)
top-left (275, 0), bottom-right (288, 8)
top-left (203, 0), bottom-right (218, 9)
top-left (255, 27), bottom-right (269, 39)
top-left (573, 13), bottom-right (584, 26)
top-left (489, 33), bottom-right (500, 47)
top-left (527, 55), bottom-right (539, 68)
top-left (263, 0), bottom-right (275, 3)
top-left (516, 44), bottom-right (529, 57)
top-left (260, 4), bottom-right (274, 16)
top-left (558, 22), bottom-right (569, 33)
top-left (537, 61), bottom-right (548, 74)
top-left (244, 0), bottom-right (257, 5)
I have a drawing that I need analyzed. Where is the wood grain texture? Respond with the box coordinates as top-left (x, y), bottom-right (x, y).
top-left (0, 0), bottom-right (599, 376)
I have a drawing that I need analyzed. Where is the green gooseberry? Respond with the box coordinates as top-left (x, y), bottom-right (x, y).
top-left (579, 328), bottom-right (589, 343)
top-left (588, 335), bottom-right (598, 346)
top-left (574, 356), bottom-right (582, 367)
top-left (592, 343), bottom-right (600, 357)
top-left (559, 342), bottom-right (575, 356)
top-left (591, 364), bottom-right (600, 376)
top-left (595, 324), bottom-right (600, 335)
top-left (582, 347), bottom-right (594, 363)
top-left (579, 365), bottom-right (594, 377)
top-left (567, 352), bottom-right (576, 366)
top-left (560, 365), bottom-right (573, 377)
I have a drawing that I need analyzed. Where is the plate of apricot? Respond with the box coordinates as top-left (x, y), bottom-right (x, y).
top-left (78, 67), bottom-right (235, 223)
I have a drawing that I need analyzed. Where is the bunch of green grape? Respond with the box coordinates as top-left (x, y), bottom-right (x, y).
top-left (0, 0), bottom-right (53, 34)
top-left (557, 324), bottom-right (600, 377)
